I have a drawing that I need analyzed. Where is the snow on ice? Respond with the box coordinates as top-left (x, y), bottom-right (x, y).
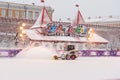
top-left (16, 46), bottom-right (56, 60)
top-left (0, 46), bottom-right (120, 80)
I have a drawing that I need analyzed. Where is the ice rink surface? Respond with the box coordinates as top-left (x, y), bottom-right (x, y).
top-left (0, 57), bottom-right (120, 80)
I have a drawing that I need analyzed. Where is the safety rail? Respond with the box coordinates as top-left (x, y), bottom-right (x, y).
top-left (0, 49), bottom-right (22, 57)
top-left (0, 49), bottom-right (120, 57)
top-left (78, 50), bottom-right (120, 57)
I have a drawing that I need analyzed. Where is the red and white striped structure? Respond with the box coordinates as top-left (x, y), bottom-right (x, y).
top-left (31, 6), bottom-right (52, 29)
top-left (72, 4), bottom-right (85, 26)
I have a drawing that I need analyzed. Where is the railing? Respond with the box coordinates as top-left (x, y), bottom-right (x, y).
top-left (78, 50), bottom-right (120, 57)
top-left (0, 49), bottom-right (120, 57)
top-left (57, 50), bottom-right (120, 57)
top-left (0, 49), bottom-right (22, 57)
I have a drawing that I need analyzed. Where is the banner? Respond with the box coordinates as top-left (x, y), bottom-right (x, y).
top-left (0, 49), bottom-right (22, 57)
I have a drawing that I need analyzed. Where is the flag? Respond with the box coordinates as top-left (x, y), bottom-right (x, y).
top-left (75, 4), bottom-right (79, 7)
top-left (41, 0), bottom-right (44, 3)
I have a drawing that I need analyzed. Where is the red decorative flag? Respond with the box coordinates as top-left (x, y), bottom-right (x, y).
top-left (75, 4), bottom-right (79, 7)
top-left (41, 0), bottom-right (44, 3)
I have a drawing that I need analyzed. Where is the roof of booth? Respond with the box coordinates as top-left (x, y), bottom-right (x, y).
top-left (25, 29), bottom-right (108, 43)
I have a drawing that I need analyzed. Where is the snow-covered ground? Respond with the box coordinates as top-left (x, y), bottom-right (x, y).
top-left (0, 46), bottom-right (120, 80)
top-left (0, 57), bottom-right (120, 80)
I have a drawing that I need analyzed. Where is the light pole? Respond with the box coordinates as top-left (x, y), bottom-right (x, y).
top-left (87, 28), bottom-right (93, 40)
top-left (14, 23), bottom-right (26, 46)
top-left (19, 23), bottom-right (26, 40)
top-left (87, 28), bottom-right (94, 49)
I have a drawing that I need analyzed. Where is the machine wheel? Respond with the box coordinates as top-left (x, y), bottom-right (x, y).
top-left (70, 55), bottom-right (76, 60)
top-left (61, 54), bottom-right (66, 60)
top-left (53, 55), bottom-right (58, 60)
top-left (66, 54), bottom-right (70, 60)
